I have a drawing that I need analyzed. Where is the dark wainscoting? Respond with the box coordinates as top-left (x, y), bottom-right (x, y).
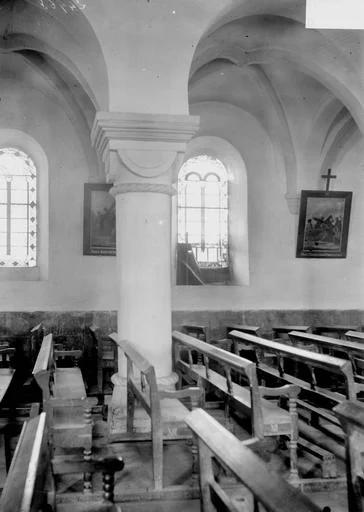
top-left (0, 309), bottom-right (363, 344)
top-left (0, 311), bottom-right (117, 342)
top-left (172, 309), bottom-right (364, 341)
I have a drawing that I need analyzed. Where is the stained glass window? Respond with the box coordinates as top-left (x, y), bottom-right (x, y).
top-left (178, 155), bottom-right (229, 268)
top-left (0, 148), bottom-right (37, 267)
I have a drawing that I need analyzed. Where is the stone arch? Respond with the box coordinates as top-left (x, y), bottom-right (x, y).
top-left (189, 13), bottom-right (364, 214)
top-left (0, 0), bottom-right (109, 111)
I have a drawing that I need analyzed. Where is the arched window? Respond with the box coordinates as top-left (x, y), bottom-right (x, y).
top-left (0, 148), bottom-right (37, 267)
top-left (178, 155), bottom-right (229, 269)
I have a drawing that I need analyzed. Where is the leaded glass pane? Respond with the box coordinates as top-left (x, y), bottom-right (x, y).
top-left (0, 148), bottom-right (37, 267)
top-left (178, 155), bottom-right (229, 268)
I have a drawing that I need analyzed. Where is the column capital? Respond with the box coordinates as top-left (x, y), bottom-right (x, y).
top-left (91, 112), bottom-right (199, 193)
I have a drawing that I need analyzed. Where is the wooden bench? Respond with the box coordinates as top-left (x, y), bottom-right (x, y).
top-left (225, 324), bottom-right (261, 337)
top-left (230, 330), bottom-right (357, 404)
top-left (86, 324), bottom-right (118, 397)
top-left (289, 330), bottom-right (364, 385)
top-left (313, 325), bottom-right (360, 339)
top-left (334, 400), bottom-right (364, 512)
top-left (272, 325), bottom-right (311, 341)
top-left (345, 330), bottom-right (364, 342)
top-left (32, 333), bottom-right (96, 490)
top-left (109, 333), bottom-right (202, 490)
top-left (172, 330), bottom-right (300, 483)
top-left (182, 324), bottom-right (208, 341)
top-left (0, 412), bottom-right (125, 512)
top-left (229, 330), bottom-right (358, 474)
top-left (185, 408), bottom-right (328, 512)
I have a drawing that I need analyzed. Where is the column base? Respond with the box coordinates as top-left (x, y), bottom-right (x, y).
top-left (107, 372), bottom-right (179, 435)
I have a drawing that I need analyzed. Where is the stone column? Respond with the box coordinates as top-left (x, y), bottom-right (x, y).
top-left (91, 112), bottom-right (199, 432)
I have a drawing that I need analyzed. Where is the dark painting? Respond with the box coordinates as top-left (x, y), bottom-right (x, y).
top-left (83, 183), bottom-right (116, 256)
top-left (296, 190), bottom-right (352, 258)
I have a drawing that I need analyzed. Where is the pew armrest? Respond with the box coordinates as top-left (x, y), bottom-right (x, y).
top-left (259, 384), bottom-right (300, 399)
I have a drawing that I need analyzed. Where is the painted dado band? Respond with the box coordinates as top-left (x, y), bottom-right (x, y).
top-left (110, 182), bottom-right (175, 196)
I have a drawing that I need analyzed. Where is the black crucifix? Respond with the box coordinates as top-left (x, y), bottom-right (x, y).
top-left (321, 168), bottom-right (337, 192)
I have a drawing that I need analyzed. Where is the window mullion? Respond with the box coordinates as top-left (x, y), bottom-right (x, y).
top-left (27, 178), bottom-right (30, 257)
top-left (6, 180), bottom-right (11, 256)
top-left (201, 182), bottom-right (205, 252)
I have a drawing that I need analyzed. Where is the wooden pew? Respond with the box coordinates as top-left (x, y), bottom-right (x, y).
top-left (334, 400), bottom-right (364, 512)
top-left (108, 333), bottom-right (202, 490)
top-left (230, 330), bottom-right (357, 404)
top-left (32, 333), bottom-right (96, 490)
top-left (185, 408), bottom-right (328, 512)
top-left (346, 330), bottom-right (364, 342)
top-left (229, 330), bottom-right (358, 473)
top-left (86, 324), bottom-right (118, 398)
top-left (313, 325), bottom-right (360, 339)
top-left (272, 325), bottom-right (311, 341)
top-left (289, 330), bottom-right (364, 385)
top-left (0, 412), bottom-right (125, 512)
top-left (182, 324), bottom-right (208, 341)
top-left (29, 322), bottom-right (44, 366)
top-left (225, 324), bottom-right (260, 337)
top-left (172, 330), bottom-right (300, 483)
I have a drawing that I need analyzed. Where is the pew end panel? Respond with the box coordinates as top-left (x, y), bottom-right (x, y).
top-left (108, 332), bottom-right (201, 490)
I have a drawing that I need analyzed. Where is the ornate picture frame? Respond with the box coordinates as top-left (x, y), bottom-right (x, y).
top-left (83, 183), bottom-right (116, 256)
top-left (296, 190), bottom-right (352, 258)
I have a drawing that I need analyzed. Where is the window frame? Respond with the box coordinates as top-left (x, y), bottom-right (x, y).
top-left (0, 130), bottom-right (48, 282)
top-left (173, 135), bottom-right (249, 287)
top-left (177, 154), bottom-right (229, 269)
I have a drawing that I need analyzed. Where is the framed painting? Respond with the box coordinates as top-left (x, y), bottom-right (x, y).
top-left (83, 183), bottom-right (116, 256)
top-left (296, 190), bottom-right (352, 258)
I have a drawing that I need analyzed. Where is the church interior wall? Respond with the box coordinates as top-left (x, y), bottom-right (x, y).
top-left (0, 53), bottom-right (117, 312)
top-left (0, 1), bottom-right (363, 338)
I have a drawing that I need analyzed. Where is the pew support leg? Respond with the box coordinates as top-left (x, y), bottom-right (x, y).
top-left (83, 448), bottom-right (93, 493)
top-left (288, 395), bottom-right (299, 486)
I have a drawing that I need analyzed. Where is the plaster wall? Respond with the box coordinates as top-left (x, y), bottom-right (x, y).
top-left (0, 63), bottom-right (117, 311)
top-left (172, 101), bottom-right (364, 311)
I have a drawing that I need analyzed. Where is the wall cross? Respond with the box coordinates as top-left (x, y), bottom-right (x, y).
top-left (321, 168), bottom-right (337, 192)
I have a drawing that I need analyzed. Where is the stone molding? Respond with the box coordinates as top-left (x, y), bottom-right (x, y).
top-left (91, 112), bottom-right (199, 187)
top-left (110, 182), bottom-right (175, 196)
top-left (91, 112), bottom-right (200, 163)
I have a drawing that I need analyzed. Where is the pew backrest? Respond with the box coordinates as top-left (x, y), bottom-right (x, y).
top-left (0, 412), bottom-right (49, 512)
top-left (185, 408), bottom-right (322, 512)
top-left (172, 330), bottom-right (265, 437)
top-left (32, 333), bottom-right (54, 400)
top-left (289, 331), bottom-right (364, 378)
top-left (289, 330), bottom-right (364, 358)
top-left (229, 330), bottom-right (356, 400)
top-left (345, 330), bottom-right (364, 342)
